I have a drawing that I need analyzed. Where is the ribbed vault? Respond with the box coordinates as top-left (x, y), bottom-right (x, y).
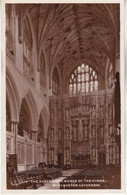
top-left (16, 3), bottom-right (120, 77)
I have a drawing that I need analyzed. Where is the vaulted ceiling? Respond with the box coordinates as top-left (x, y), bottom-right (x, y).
top-left (16, 3), bottom-right (120, 76)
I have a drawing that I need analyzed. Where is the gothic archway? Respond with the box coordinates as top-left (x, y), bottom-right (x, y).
top-left (6, 68), bottom-right (20, 122)
top-left (18, 98), bottom-right (32, 138)
top-left (37, 114), bottom-right (45, 142)
top-left (21, 89), bottom-right (38, 129)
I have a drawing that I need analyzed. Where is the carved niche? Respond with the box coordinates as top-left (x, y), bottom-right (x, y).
top-left (72, 120), bottom-right (78, 140)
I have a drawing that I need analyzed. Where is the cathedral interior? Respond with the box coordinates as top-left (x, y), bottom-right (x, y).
top-left (6, 3), bottom-right (121, 189)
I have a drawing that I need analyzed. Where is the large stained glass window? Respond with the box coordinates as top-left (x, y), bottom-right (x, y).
top-left (69, 64), bottom-right (98, 95)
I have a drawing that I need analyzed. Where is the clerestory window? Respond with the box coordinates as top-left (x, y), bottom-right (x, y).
top-left (69, 64), bottom-right (98, 95)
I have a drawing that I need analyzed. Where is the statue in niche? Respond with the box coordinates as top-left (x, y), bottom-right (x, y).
top-left (100, 126), bottom-right (104, 144)
top-left (78, 119), bottom-right (83, 141)
top-left (91, 105), bottom-right (96, 119)
top-left (91, 125), bottom-right (96, 138)
top-left (85, 124), bottom-right (89, 139)
top-left (65, 108), bottom-right (69, 121)
top-left (72, 120), bottom-right (78, 140)
top-left (66, 127), bottom-right (69, 139)
top-left (100, 105), bottom-right (104, 118)
top-left (82, 120), bottom-right (89, 139)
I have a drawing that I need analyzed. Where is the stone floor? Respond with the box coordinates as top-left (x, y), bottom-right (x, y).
top-left (37, 169), bottom-right (81, 190)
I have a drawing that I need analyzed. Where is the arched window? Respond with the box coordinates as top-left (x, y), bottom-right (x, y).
top-left (69, 64), bottom-right (98, 95)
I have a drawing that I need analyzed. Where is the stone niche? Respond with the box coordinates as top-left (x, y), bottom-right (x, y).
top-left (48, 91), bottom-right (116, 167)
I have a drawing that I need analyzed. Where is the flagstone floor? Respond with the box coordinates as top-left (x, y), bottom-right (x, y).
top-left (37, 169), bottom-right (81, 190)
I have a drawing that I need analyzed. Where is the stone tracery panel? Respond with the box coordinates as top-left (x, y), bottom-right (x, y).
top-left (17, 142), bottom-right (25, 164)
top-left (49, 90), bottom-right (116, 167)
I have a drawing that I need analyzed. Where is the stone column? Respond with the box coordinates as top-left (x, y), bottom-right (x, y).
top-left (24, 135), bottom-right (27, 170)
top-left (34, 50), bottom-right (40, 92)
top-left (11, 121), bottom-right (18, 154)
top-left (43, 138), bottom-right (47, 163)
top-left (32, 130), bottom-right (37, 166)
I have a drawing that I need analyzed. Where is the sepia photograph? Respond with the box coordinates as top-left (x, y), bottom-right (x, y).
top-left (1, 0), bottom-right (125, 194)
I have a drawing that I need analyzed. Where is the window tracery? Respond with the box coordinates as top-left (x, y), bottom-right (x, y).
top-left (69, 64), bottom-right (98, 95)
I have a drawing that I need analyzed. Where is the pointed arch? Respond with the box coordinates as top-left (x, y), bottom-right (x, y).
top-left (6, 68), bottom-right (20, 122)
top-left (25, 13), bottom-right (38, 51)
top-left (21, 89), bottom-right (38, 129)
top-left (18, 97), bottom-right (32, 137)
top-left (68, 63), bottom-right (98, 95)
top-left (38, 106), bottom-right (49, 139)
